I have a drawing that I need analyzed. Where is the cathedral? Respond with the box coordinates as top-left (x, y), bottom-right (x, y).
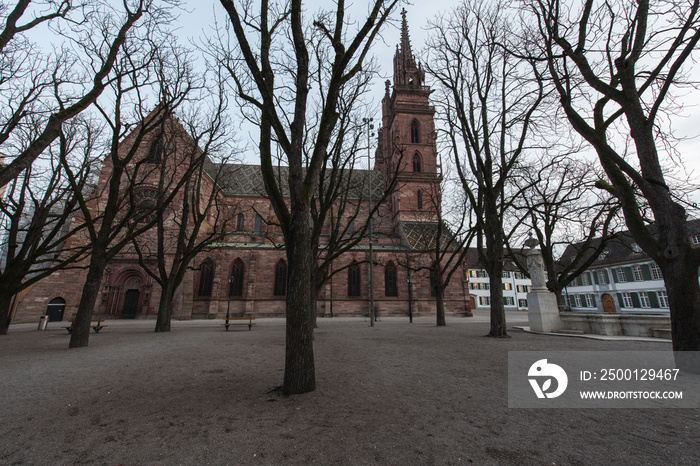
top-left (11, 13), bottom-right (471, 324)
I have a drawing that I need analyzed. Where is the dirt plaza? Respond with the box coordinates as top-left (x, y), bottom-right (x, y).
top-left (1, 311), bottom-right (699, 465)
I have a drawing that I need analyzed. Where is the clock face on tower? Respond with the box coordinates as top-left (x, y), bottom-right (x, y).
top-left (133, 189), bottom-right (158, 223)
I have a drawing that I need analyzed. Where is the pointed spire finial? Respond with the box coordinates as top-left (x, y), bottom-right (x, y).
top-left (392, 9), bottom-right (425, 87)
top-left (399, 8), bottom-right (416, 69)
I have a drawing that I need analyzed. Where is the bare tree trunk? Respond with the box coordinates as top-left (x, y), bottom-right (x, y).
top-left (283, 214), bottom-right (316, 395)
top-left (69, 253), bottom-right (106, 348)
top-left (436, 288), bottom-right (446, 327)
top-left (0, 270), bottom-right (24, 334)
top-left (434, 261), bottom-right (447, 327)
top-left (665, 258), bottom-right (700, 355)
top-left (154, 280), bottom-right (177, 333)
top-left (0, 291), bottom-right (15, 335)
top-left (653, 209), bottom-right (700, 372)
top-left (484, 194), bottom-right (508, 337)
top-left (487, 261), bottom-right (507, 337)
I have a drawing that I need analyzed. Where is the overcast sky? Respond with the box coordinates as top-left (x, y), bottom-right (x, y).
top-left (178, 1), bottom-right (700, 185)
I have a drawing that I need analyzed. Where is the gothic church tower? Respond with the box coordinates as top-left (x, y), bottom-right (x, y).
top-left (376, 9), bottom-right (441, 226)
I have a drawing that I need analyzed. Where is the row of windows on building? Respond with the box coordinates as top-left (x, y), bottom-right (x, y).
top-left (478, 296), bottom-right (529, 308)
top-left (234, 213), bottom-right (265, 233)
top-left (566, 291), bottom-right (670, 309)
top-left (197, 259), bottom-right (437, 299)
top-left (569, 263), bottom-right (663, 287)
top-left (468, 270), bottom-right (529, 280)
top-left (469, 283), bottom-right (532, 292)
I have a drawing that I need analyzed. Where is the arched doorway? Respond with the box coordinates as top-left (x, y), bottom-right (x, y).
top-left (45, 298), bottom-right (66, 322)
top-left (121, 289), bottom-right (140, 319)
top-left (115, 273), bottom-right (146, 319)
top-left (602, 293), bottom-right (616, 313)
top-left (469, 296), bottom-right (476, 310)
top-left (100, 264), bottom-right (152, 318)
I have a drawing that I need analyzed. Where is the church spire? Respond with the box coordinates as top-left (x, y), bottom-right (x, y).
top-left (398, 9), bottom-right (416, 69)
top-left (393, 9), bottom-right (424, 87)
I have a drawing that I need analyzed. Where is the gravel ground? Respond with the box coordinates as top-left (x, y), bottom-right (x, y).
top-left (1, 311), bottom-right (698, 465)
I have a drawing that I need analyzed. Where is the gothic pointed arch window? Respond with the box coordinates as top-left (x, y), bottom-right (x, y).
top-left (198, 259), bottom-right (214, 297)
top-left (412, 152), bottom-right (422, 173)
top-left (146, 133), bottom-right (163, 164)
top-left (348, 261), bottom-right (361, 297)
top-left (274, 259), bottom-right (287, 296)
top-left (230, 259), bottom-right (245, 297)
top-left (385, 261), bottom-right (398, 297)
top-left (236, 213), bottom-right (245, 231)
top-left (410, 119), bottom-right (420, 143)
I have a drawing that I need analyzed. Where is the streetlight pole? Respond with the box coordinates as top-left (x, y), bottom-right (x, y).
top-left (363, 117), bottom-right (375, 326)
top-left (407, 271), bottom-right (413, 323)
top-left (225, 274), bottom-right (233, 331)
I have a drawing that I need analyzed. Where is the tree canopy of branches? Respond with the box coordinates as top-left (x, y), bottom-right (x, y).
top-left (310, 113), bottom-right (399, 327)
top-left (0, 0), bottom-right (178, 189)
top-left (130, 96), bottom-right (239, 333)
top-left (216, 0), bottom-right (400, 394)
top-left (63, 7), bottom-right (199, 348)
top-left (426, 0), bottom-right (544, 337)
top-left (0, 121), bottom-right (96, 334)
top-left (507, 155), bottom-right (621, 304)
top-left (525, 0), bottom-right (700, 370)
top-left (397, 174), bottom-right (474, 326)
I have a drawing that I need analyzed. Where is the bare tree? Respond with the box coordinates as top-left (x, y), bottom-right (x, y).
top-left (426, 0), bottom-right (545, 337)
top-left (309, 87), bottom-right (402, 326)
top-left (525, 0), bottom-right (700, 369)
top-left (0, 120), bottom-right (96, 334)
top-left (396, 174), bottom-right (475, 326)
top-left (0, 1), bottom-right (174, 188)
top-left (506, 155), bottom-right (621, 305)
top-left (64, 22), bottom-right (197, 348)
top-left (216, 0), bottom-right (400, 395)
top-left (130, 95), bottom-right (239, 333)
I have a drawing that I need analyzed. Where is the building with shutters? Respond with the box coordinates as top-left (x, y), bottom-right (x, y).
top-left (559, 219), bottom-right (700, 314)
top-left (464, 249), bottom-right (533, 312)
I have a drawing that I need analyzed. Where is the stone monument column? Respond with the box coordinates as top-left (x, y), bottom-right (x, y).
top-left (524, 236), bottom-right (561, 332)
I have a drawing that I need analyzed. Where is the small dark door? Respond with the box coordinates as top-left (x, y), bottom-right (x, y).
top-left (46, 298), bottom-right (66, 322)
top-left (121, 289), bottom-right (140, 319)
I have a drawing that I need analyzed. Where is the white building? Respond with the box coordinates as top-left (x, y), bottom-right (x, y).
top-left (559, 219), bottom-right (700, 314)
top-left (465, 249), bottom-right (532, 311)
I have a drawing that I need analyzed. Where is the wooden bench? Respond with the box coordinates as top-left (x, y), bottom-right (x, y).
top-left (63, 319), bottom-right (106, 334)
top-left (222, 315), bottom-right (255, 331)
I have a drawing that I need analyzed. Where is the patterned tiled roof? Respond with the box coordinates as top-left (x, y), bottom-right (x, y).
top-left (210, 163), bottom-right (384, 199)
top-left (558, 218), bottom-right (700, 268)
top-left (400, 222), bottom-right (457, 251)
